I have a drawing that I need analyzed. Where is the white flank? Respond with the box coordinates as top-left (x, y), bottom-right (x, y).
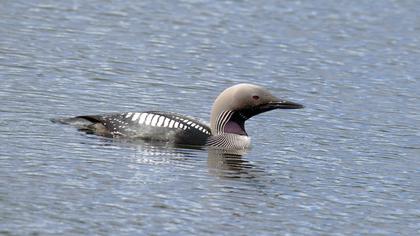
top-left (138, 113), bottom-right (148, 124)
top-left (150, 115), bottom-right (160, 126)
top-left (173, 121), bottom-right (180, 128)
top-left (125, 112), bottom-right (133, 118)
top-left (163, 118), bottom-right (170, 127)
top-left (157, 116), bottom-right (164, 127)
top-left (169, 120), bottom-right (175, 128)
top-left (145, 114), bottom-right (153, 125)
top-left (131, 113), bottom-right (140, 121)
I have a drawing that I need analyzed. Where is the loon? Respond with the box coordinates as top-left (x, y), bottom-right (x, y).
top-left (54, 84), bottom-right (303, 149)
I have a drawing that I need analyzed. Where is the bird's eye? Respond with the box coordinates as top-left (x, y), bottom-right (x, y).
top-left (252, 95), bottom-right (260, 100)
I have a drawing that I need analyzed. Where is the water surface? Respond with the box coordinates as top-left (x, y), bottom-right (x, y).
top-left (1, 1), bottom-right (419, 235)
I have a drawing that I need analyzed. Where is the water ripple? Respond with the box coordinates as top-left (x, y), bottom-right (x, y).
top-left (1, 0), bottom-right (419, 235)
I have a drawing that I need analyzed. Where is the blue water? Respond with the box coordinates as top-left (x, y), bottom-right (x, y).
top-left (1, 1), bottom-right (419, 235)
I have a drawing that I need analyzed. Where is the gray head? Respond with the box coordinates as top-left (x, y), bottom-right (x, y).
top-left (210, 83), bottom-right (303, 136)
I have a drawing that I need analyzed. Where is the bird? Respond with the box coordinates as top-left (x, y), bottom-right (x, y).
top-left (53, 83), bottom-right (303, 149)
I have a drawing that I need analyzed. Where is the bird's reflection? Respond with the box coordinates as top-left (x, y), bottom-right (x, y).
top-left (207, 148), bottom-right (262, 179)
top-left (84, 135), bottom-right (262, 179)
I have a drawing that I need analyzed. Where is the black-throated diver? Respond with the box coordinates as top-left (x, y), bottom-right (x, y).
top-left (53, 84), bottom-right (303, 149)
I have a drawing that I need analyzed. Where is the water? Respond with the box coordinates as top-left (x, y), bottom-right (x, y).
top-left (1, 0), bottom-right (419, 235)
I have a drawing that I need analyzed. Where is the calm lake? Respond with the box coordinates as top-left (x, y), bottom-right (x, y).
top-left (0, 0), bottom-right (419, 235)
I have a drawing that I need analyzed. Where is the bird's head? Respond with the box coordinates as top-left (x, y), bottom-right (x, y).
top-left (210, 83), bottom-right (303, 135)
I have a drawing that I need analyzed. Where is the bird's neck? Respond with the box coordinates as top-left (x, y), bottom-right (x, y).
top-left (211, 110), bottom-right (248, 136)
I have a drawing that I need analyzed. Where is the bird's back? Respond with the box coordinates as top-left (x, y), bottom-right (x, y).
top-left (53, 111), bottom-right (212, 146)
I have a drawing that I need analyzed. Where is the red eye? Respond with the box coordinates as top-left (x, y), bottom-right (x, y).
top-left (252, 95), bottom-right (260, 100)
